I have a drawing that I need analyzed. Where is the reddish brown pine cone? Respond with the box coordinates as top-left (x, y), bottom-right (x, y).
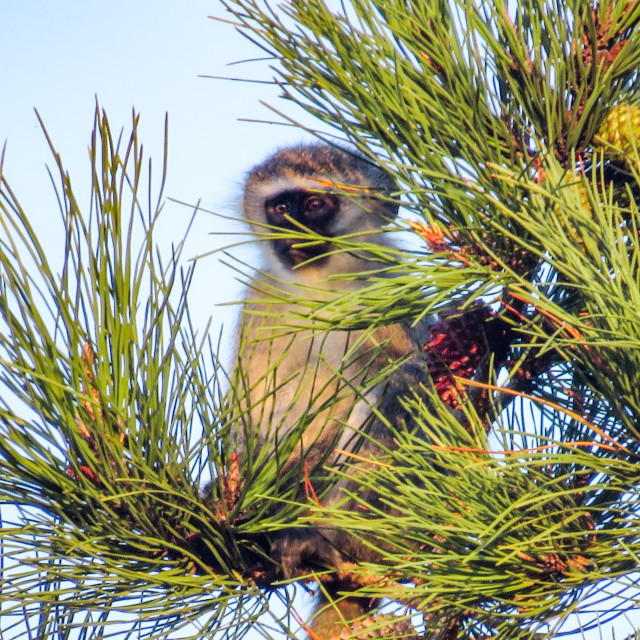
top-left (424, 306), bottom-right (510, 410)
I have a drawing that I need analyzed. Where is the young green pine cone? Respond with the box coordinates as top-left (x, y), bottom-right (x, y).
top-left (562, 170), bottom-right (590, 212)
top-left (548, 170), bottom-right (592, 251)
top-left (593, 103), bottom-right (640, 167)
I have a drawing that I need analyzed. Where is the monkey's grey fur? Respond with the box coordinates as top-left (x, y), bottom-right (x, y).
top-left (235, 144), bottom-right (430, 639)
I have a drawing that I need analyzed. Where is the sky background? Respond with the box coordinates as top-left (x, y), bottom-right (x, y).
top-left (0, 2), bottom-right (638, 639)
top-left (1, 0), bottom-right (324, 354)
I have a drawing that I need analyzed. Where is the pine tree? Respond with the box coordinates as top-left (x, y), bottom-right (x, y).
top-left (2, 1), bottom-right (640, 639)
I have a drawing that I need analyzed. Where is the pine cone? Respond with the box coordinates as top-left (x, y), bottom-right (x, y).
top-left (593, 103), bottom-right (640, 167)
top-left (562, 170), bottom-right (591, 212)
top-left (551, 170), bottom-right (592, 251)
top-left (424, 307), bottom-right (510, 411)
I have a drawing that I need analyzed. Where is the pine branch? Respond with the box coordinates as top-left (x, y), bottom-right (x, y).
top-left (4, 1), bottom-right (640, 638)
top-left (216, 0), bottom-right (640, 636)
top-left (0, 108), bottom-right (292, 639)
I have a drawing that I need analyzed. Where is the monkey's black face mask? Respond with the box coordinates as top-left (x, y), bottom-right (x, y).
top-left (264, 189), bottom-right (339, 267)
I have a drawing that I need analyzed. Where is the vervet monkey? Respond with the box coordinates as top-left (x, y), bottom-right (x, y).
top-left (235, 144), bottom-right (430, 638)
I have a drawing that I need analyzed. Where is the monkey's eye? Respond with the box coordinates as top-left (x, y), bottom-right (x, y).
top-left (304, 195), bottom-right (339, 221)
top-left (305, 196), bottom-right (326, 213)
top-left (265, 200), bottom-right (290, 222)
top-left (272, 202), bottom-right (289, 216)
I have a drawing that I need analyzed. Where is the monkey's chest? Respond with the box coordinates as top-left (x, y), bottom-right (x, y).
top-left (243, 328), bottom-right (379, 457)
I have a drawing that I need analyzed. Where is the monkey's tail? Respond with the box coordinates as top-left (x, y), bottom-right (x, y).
top-left (307, 591), bottom-right (378, 640)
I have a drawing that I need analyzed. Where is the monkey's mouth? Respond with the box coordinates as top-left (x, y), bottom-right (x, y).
top-left (275, 238), bottom-right (332, 268)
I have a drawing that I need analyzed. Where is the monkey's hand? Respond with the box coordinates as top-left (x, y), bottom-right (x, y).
top-left (271, 528), bottom-right (344, 579)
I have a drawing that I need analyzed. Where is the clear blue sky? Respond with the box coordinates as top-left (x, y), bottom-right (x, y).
top-left (0, 0), bottom-right (319, 341)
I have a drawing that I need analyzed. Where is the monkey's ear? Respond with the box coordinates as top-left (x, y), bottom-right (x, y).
top-left (382, 199), bottom-right (400, 221)
top-left (366, 177), bottom-right (400, 222)
top-left (369, 195), bottom-right (399, 223)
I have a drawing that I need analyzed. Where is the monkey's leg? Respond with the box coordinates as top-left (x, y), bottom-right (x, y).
top-left (271, 529), bottom-right (380, 638)
top-left (308, 589), bottom-right (378, 640)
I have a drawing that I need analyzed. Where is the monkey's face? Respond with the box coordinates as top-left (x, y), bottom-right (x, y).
top-left (264, 189), bottom-right (339, 267)
top-left (243, 144), bottom-right (399, 279)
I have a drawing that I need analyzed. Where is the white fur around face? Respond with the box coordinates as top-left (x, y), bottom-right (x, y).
top-left (244, 179), bottom-right (393, 288)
